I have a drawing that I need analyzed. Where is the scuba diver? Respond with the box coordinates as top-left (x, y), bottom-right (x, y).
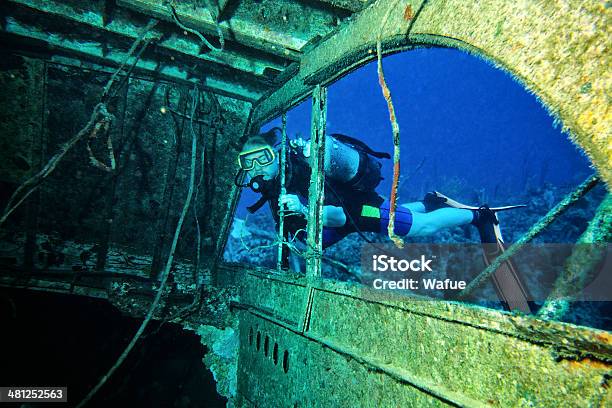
top-left (236, 127), bottom-right (533, 313)
top-left (235, 127), bottom-right (508, 250)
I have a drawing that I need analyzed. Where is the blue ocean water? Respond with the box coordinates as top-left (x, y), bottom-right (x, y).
top-left (225, 48), bottom-right (609, 329)
top-left (236, 47), bottom-right (592, 217)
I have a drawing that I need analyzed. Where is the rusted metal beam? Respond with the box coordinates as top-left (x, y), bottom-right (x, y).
top-left (7, 0), bottom-right (287, 79)
top-left (116, 0), bottom-right (305, 60)
top-left (277, 113), bottom-right (288, 272)
top-left (2, 16), bottom-right (264, 101)
top-left (305, 85), bottom-right (327, 279)
top-left (299, 85), bottom-right (327, 333)
top-left (537, 194), bottom-right (612, 321)
top-left (315, 0), bottom-right (374, 13)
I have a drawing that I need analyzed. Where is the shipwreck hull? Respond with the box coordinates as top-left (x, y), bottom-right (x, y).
top-left (233, 268), bottom-right (611, 407)
top-left (0, 0), bottom-right (609, 406)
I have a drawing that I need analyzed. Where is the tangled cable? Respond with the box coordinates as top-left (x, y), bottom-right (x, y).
top-left (76, 84), bottom-right (200, 408)
top-left (169, 2), bottom-right (225, 52)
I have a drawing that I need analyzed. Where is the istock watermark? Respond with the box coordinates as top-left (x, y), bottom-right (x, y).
top-left (371, 254), bottom-right (433, 272)
top-left (370, 253), bottom-right (466, 291)
top-left (359, 242), bottom-right (611, 302)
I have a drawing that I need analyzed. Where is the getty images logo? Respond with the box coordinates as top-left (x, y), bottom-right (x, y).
top-left (372, 254), bottom-right (433, 272)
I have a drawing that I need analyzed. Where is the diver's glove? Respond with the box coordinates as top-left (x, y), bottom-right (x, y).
top-left (289, 137), bottom-right (311, 158)
top-left (280, 194), bottom-right (308, 217)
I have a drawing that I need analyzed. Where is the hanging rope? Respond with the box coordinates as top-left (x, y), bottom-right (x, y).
top-left (0, 104), bottom-right (111, 228)
top-left (202, 0), bottom-right (226, 49)
top-left (0, 20), bottom-right (157, 228)
top-left (192, 87), bottom-right (207, 288)
top-left (76, 88), bottom-right (200, 408)
top-left (102, 19), bottom-right (159, 101)
top-left (376, 0), bottom-right (430, 248)
top-left (86, 118), bottom-right (116, 173)
top-left (277, 113), bottom-right (288, 271)
top-left (169, 3), bottom-right (224, 52)
top-left (457, 173), bottom-right (601, 299)
top-left (147, 88), bottom-right (217, 329)
top-left (377, 0), bottom-right (404, 248)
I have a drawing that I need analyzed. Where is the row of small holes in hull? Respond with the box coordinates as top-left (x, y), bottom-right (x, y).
top-left (249, 327), bottom-right (289, 373)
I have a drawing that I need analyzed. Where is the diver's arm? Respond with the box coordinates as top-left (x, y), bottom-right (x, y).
top-left (322, 205), bottom-right (346, 228)
top-left (280, 194), bottom-right (346, 228)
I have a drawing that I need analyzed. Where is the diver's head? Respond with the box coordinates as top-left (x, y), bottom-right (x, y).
top-left (238, 129), bottom-right (280, 181)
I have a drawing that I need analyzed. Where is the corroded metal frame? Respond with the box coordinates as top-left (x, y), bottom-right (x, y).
top-left (236, 269), bottom-right (612, 406)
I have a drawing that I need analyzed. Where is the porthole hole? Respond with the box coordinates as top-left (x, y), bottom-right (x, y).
top-left (273, 343), bottom-right (278, 365)
top-left (256, 331), bottom-right (261, 351)
top-left (282, 350), bottom-right (289, 373)
top-left (264, 335), bottom-right (269, 357)
top-left (248, 327), bottom-right (253, 346)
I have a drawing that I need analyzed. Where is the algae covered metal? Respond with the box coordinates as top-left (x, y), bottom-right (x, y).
top-left (0, 0), bottom-right (609, 406)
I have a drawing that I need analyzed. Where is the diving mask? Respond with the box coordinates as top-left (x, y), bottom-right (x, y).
top-left (237, 146), bottom-right (275, 171)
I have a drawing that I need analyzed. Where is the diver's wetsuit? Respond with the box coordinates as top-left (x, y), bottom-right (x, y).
top-left (321, 200), bottom-right (413, 248)
top-left (258, 143), bottom-right (413, 249)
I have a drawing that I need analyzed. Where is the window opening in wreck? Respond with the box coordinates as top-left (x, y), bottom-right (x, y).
top-left (320, 47), bottom-right (608, 329)
top-left (264, 334), bottom-right (270, 357)
top-left (219, 46), bottom-right (608, 329)
top-left (256, 330), bottom-right (261, 351)
top-left (223, 98), bottom-right (312, 271)
top-left (282, 349), bottom-right (289, 373)
top-left (248, 327), bottom-right (253, 346)
top-left (273, 342), bottom-right (279, 365)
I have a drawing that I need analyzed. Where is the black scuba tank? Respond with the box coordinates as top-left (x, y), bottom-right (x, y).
top-left (325, 134), bottom-right (390, 192)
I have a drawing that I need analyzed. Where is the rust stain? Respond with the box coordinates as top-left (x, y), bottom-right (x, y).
top-left (565, 357), bottom-right (610, 371)
top-left (403, 4), bottom-right (414, 21)
top-left (593, 331), bottom-right (612, 344)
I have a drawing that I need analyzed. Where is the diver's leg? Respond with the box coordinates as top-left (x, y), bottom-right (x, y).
top-left (322, 227), bottom-right (346, 248)
top-left (400, 201), bottom-right (426, 213)
top-left (378, 200), bottom-right (473, 237)
top-left (377, 203), bottom-right (414, 236)
top-left (406, 208), bottom-right (473, 237)
top-left (289, 253), bottom-right (302, 273)
top-left (400, 192), bottom-right (463, 214)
